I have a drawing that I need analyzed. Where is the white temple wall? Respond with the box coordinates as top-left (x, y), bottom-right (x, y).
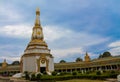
top-left (47, 56), bottom-right (54, 72)
top-left (23, 56), bottom-right (36, 72)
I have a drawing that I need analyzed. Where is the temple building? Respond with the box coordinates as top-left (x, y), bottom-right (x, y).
top-left (0, 8), bottom-right (120, 76)
top-left (54, 54), bottom-right (120, 73)
top-left (0, 61), bottom-right (20, 76)
top-left (20, 8), bottom-right (54, 73)
top-left (0, 54), bottom-right (120, 76)
top-left (0, 54), bottom-right (120, 75)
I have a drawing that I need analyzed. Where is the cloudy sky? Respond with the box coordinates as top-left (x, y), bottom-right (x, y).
top-left (0, 0), bottom-right (120, 63)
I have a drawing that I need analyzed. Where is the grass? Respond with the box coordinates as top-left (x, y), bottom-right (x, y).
top-left (56, 79), bottom-right (104, 82)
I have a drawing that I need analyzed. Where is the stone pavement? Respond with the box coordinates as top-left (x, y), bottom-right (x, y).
top-left (104, 78), bottom-right (118, 82)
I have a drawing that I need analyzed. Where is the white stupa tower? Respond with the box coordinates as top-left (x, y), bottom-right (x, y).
top-left (21, 8), bottom-right (54, 73)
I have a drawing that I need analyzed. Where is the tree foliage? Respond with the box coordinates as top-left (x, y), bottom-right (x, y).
top-left (11, 61), bottom-right (20, 65)
top-left (103, 51), bottom-right (111, 57)
top-left (59, 60), bottom-right (66, 63)
top-left (99, 51), bottom-right (112, 58)
top-left (76, 57), bottom-right (83, 62)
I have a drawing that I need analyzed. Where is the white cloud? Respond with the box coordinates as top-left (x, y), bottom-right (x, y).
top-left (0, 24), bottom-right (108, 45)
top-left (0, 56), bottom-right (20, 62)
top-left (51, 48), bottom-right (98, 62)
top-left (0, 0), bottom-right (119, 63)
top-left (0, 25), bottom-right (32, 38)
top-left (0, 24), bottom-right (109, 62)
top-left (109, 47), bottom-right (120, 56)
top-left (0, 24), bottom-right (72, 40)
top-left (44, 25), bottom-right (72, 41)
top-left (0, 44), bottom-right (24, 62)
top-left (44, 25), bottom-right (109, 48)
top-left (0, 45), bottom-right (15, 50)
top-left (0, 44), bottom-right (22, 63)
top-left (108, 40), bottom-right (120, 56)
top-left (0, 4), bottom-right (23, 22)
top-left (52, 47), bottom-right (84, 58)
top-left (108, 40), bottom-right (120, 48)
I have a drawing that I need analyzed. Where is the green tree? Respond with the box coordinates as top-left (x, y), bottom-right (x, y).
top-left (59, 60), bottom-right (66, 63)
top-left (98, 51), bottom-right (112, 58)
top-left (76, 57), bottom-right (83, 62)
top-left (11, 61), bottom-right (20, 65)
top-left (102, 51), bottom-right (112, 57)
top-left (98, 54), bottom-right (102, 59)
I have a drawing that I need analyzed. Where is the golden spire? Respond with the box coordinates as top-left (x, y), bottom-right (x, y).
top-left (35, 8), bottom-right (40, 26)
top-left (86, 52), bottom-right (88, 56)
top-left (31, 8), bottom-right (44, 41)
top-left (2, 59), bottom-right (7, 68)
top-left (85, 52), bottom-right (90, 62)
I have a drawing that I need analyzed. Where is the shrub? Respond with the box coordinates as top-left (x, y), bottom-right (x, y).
top-left (31, 73), bottom-right (36, 81)
top-left (96, 71), bottom-right (101, 75)
top-left (24, 71), bottom-right (30, 80)
top-left (110, 70), bottom-right (115, 74)
top-left (52, 71), bottom-right (57, 76)
top-left (36, 73), bottom-right (41, 80)
top-left (103, 70), bottom-right (106, 73)
top-left (86, 71), bottom-right (90, 74)
top-left (60, 72), bottom-right (66, 76)
top-left (72, 71), bottom-right (77, 76)
top-left (109, 70), bottom-right (117, 78)
top-left (40, 74), bottom-right (114, 81)
top-left (78, 71), bottom-right (82, 73)
top-left (43, 71), bottom-right (47, 75)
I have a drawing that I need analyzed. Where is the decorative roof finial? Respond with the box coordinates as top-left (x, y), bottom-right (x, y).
top-left (4, 59), bottom-right (6, 63)
top-left (86, 52), bottom-right (88, 56)
top-left (35, 8), bottom-right (40, 26)
top-left (2, 59), bottom-right (7, 68)
top-left (85, 52), bottom-right (91, 62)
top-left (36, 7), bottom-right (40, 16)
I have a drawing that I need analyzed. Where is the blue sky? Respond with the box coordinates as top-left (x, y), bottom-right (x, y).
top-left (0, 0), bottom-right (120, 63)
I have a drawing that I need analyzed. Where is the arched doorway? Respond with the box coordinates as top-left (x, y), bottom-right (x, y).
top-left (40, 67), bottom-right (46, 73)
